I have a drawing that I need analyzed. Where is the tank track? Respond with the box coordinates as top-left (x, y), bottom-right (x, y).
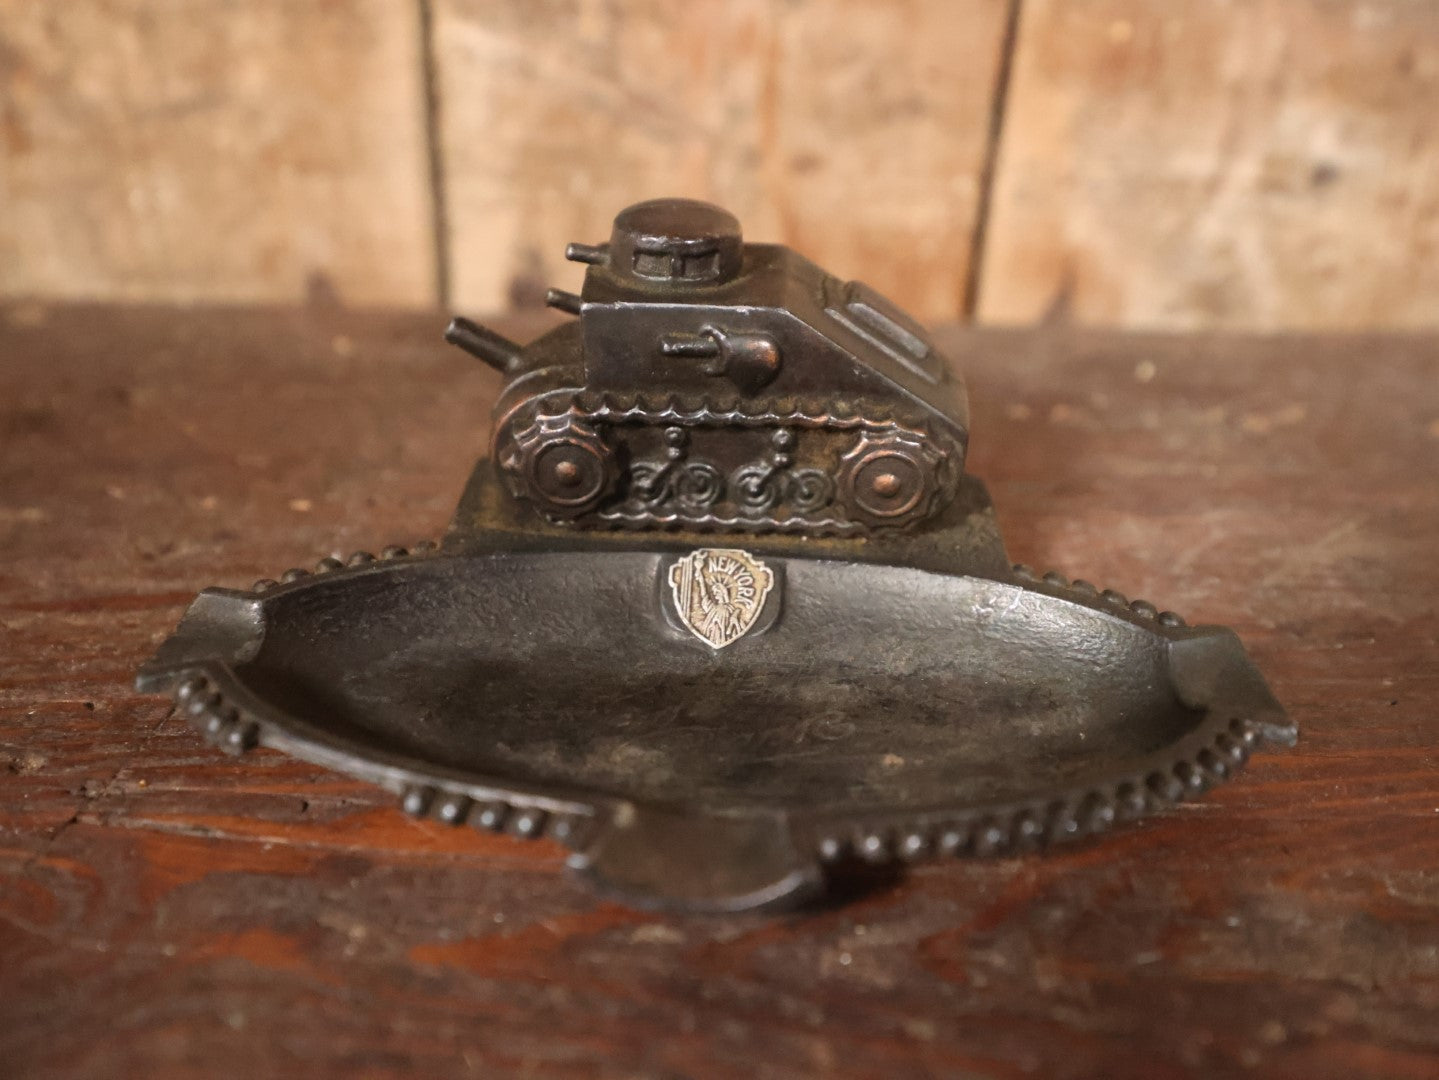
top-left (496, 391), bottom-right (964, 535)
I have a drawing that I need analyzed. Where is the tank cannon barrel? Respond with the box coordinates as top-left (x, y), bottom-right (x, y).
top-left (444, 317), bottom-right (522, 375)
top-left (544, 288), bottom-right (583, 315)
top-left (564, 242), bottom-right (608, 265)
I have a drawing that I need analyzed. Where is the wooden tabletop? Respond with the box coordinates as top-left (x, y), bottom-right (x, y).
top-left (1, 302), bottom-right (1435, 1080)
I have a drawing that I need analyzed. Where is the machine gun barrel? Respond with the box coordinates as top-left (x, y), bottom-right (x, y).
top-left (444, 317), bottom-right (522, 375)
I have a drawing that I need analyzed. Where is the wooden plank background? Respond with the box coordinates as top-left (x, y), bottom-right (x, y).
top-left (0, 0), bottom-right (437, 308)
top-left (978, 0), bottom-right (1439, 330)
top-left (2, 0), bottom-right (1437, 329)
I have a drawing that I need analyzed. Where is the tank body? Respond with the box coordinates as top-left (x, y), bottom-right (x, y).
top-left (447, 198), bottom-right (968, 534)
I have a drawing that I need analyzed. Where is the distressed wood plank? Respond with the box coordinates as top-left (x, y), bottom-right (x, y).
top-left (431, 0), bottom-right (1010, 322)
top-left (979, 0), bottom-right (1439, 329)
top-left (1, 302), bottom-right (1437, 1078)
top-left (0, 0), bottom-right (436, 306)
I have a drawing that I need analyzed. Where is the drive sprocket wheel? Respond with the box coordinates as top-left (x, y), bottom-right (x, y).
top-left (506, 414), bottom-right (617, 518)
top-left (835, 431), bottom-right (944, 529)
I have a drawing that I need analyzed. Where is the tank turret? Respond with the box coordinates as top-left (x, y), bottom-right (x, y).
top-left (445, 197), bottom-right (968, 534)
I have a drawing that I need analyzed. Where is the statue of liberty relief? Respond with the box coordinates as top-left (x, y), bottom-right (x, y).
top-left (668, 549), bottom-right (776, 649)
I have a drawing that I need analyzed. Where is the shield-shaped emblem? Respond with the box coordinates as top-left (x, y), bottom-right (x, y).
top-left (668, 548), bottom-right (775, 649)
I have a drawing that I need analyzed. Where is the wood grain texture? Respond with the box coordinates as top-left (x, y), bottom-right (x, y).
top-left (7, 1), bottom-right (1439, 333)
top-left (0, 0), bottom-right (436, 306)
top-left (979, 0), bottom-right (1439, 330)
top-left (1, 301), bottom-right (1438, 1079)
top-left (431, 0), bottom-right (1010, 321)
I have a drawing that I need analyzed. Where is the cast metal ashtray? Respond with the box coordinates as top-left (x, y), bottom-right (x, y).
top-left (138, 200), bottom-right (1294, 912)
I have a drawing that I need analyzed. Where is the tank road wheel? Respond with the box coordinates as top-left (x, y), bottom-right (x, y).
top-left (507, 415), bottom-right (617, 519)
top-left (674, 462), bottom-right (724, 511)
top-left (629, 461), bottom-right (668, 505)
top-left (836, 431), bottom-right (943, 529)
top-left (731, 464), bottom-right (782, 513)
top-left (788, 468), bottom-right (835, 513)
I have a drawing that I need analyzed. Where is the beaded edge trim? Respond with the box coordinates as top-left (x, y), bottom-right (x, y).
top-left (163, 551), bottom-right (1278, 866)
top-left (805, 563), bottom-right (1279, 865)
top-left (169, 539), bottom-right (596, 851)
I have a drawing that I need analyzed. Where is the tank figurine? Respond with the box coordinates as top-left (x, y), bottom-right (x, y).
top-left (140, 194), bottom-right (1292, 912)
top-left (445, 198), bottom-right (969, 534)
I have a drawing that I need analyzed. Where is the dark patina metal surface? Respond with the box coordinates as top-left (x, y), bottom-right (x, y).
top-left (137, 199), bottom-right (1293, 912)
top-left (446, 197), bottom-right (967, 534)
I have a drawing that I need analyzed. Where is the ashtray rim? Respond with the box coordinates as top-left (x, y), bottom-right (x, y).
top-left (136, 538), bottom-right (1295, 911)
